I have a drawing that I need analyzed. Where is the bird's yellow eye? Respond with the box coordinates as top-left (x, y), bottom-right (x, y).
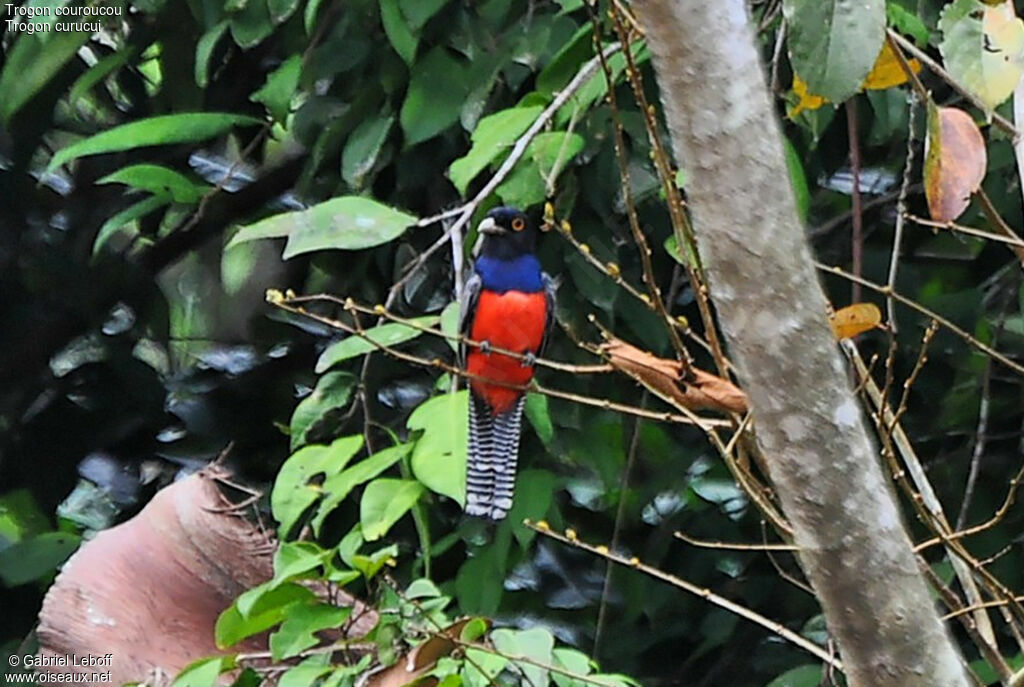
top-left (511, 217), bottom-right (526, 232)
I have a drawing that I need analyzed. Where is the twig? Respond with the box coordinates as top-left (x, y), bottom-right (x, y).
top-left (957, 287), bottom-right (1012, 529)
top-left (976, 187), bottom-right (1024, 267)
top-left (674, 530), bottom-right (797, 552)
top-left (593, 392), bottom-right (646, 660)
top-left (887, 97), bottom-right (918, 332)
top-left (817, 262), bottom-right (1024, 378)
top-left (845, 341), bottom-right (1009, 649)
top-left (906, 212), bottom-right (1024, 250)
top-left (888, 30), bottom-right (1019, 138)
top-left (524, 521), bottom-right (843, 671)
top-left (270, 294), bottom-right (729, 428)
top-left (846, 99), bottom-right (864, 303)
top-left (591, 15), bottom-right (690, 364)
top-left (441, 40), bottom-right (624, 257)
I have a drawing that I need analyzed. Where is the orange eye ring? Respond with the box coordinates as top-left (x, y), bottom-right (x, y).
top-left (512, 217), bottom-right (526, 231)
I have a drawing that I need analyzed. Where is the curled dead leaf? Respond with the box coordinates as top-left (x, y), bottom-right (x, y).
top-left (367, 618), bottom-right (481, 687)
top-left (829, 303), bottom-right (883, 339)
top-left (924, 104), bottom-right (987, 223)
top-left (598, 338), bottom-right (748, 414)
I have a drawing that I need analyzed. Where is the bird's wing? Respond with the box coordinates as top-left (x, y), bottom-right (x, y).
top-left (537, 272), bottom-right (559, 359)
top-left (458, 271), bottom-right (482, 368)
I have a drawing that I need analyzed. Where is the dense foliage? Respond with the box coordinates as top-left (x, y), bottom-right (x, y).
top-left (3, 0), bottom-right (1024, 685)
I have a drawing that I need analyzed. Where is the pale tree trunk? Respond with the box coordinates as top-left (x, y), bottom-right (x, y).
top-left (632, 2), bottom-right (969, 685)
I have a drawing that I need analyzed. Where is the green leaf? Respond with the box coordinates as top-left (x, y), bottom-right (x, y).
top-left (268, 0), bottom-right (301, 23)
top-left (69, 47), bottom-right (137, 105)
top-left (496, 159), bottom-right (546, 207)
top-left (236, 580), bottom-right (317, 619)
top-left (460, 617), bottom-right (489, 643)
top-left (524, 393), bottom-right (553, 444)
top-left (360, 478), bottom-right (425, 540)
top-left (172, 657), bottom-right (236, 687)
top-left (440, 300), bottom-right (461, 353)
top-left (939, 0), bottom-right (1024, 110)
top-left (216, 584), bottom-right (314, 648)
top-left (493, 628), bottom-right (553, 687)
top-left (530, 130), bottom-right (585, 183)
top-left (887, 3), bottom-right (929, 45)
top-left (463, 647), bottom-right (508, 687)
top-left (342, 113), bottom-right (395, 188)
top-left (537, 24), bottom-right (593, 96)
top-left (271, 435), bottom-right (364, 537)
top-left (455, 540), bottom-right (506, 615)
top-left (195, 21), bottom-right (229, 88)
top-left (97, 164), bottom-right (210, 204)
top-left (448, 105), bottom-right (544, 194)
top-left (0, 531), bottom-right (80, 586)
top-left (406, 578), bottom-right (443, 599)
top-left (271, 603), bottom-right (351, 661)
top-left (552, 648), bottom-right (592, 687)
top-left (0, 489), bottom-right (50, 545)
top-left (230, 0), bottom-right (275, 48)
top-left (400, 47), bottom-right (472, 145)
top-left (48, 113), bottom-right (260, 172)
top-left (783, 138), bottom-right (810, 222)
top-left (783, 0), bottom-right (886, 101)
top-left (380, 0), bottom-right (418, 64)
top-left (92, 195), bottom-right (171, 257)
top-left (765, 664), bottom-right (822, 687)
top-left (305, 0), bottom-right (327, 34)
top-left (274, 541), bottom-right (330, 579)
top-left (690, 476), bottom-right (747, 515)
top-left (351, 542), bottom-right (398, 578)
top-left (290, 371), bottom-right (356, 450)
top-left (408, 391), bottom-right (468, 505)
top-left (277, 657), bottom-right (333, 687)
top-left (508, 470), bottom-right (556, 549)
top-left (0, 28), bottom-right (89, 123)
top-left (398, 0), bottom-right (448, 29)
top-left (311, 443), bottom-right (412, 535)
top-left (252, 55), bottom-right (302, 123)
top-left (315, 316), bottom-right (438, 372)
top-left (230, 196), bottom-right (417, 258)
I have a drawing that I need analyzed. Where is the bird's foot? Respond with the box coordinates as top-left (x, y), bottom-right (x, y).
top-left (479, 340), bottom-right (492, 354)
top-left (521, 351), bottom-right (536, 367)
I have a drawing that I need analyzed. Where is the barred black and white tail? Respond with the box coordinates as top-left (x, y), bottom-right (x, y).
top-left (465, 393), bottom-right (526, 520)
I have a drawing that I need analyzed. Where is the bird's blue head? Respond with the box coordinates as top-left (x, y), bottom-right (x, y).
top-left (473, 206), bottom-right (544, 292)
top-left (474, 206), bottom-right (538, 260)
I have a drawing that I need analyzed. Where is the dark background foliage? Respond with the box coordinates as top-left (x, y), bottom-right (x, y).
top-left (2, 0), bottom-right (1024, 684)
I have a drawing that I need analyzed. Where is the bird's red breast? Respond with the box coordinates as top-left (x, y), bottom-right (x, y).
top-left (467, 289), bottom-right (548, 414)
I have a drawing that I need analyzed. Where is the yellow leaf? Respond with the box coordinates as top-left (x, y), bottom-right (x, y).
top-left (829, 303), bottom-right (882, 340)
top-left (788, 75), bottom-right (829, 118)
top-left (863, 41), bottom-right (922, 90)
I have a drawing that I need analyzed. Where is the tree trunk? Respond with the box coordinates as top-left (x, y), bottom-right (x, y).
top-left (632, 2), bottom-right (969, 685)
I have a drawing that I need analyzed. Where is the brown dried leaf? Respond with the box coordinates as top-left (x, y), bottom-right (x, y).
top-left (599, 338), bottom-right (748, 414)
top-left (829, 303), bottom-right (883, 339)
top-left (924, 104), bottom-right (987, 223)
top-left (367, 618), bottom-right (477, 687)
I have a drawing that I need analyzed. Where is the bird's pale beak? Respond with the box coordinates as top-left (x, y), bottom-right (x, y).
top-left (477, 217), bottom-right (506, 235)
